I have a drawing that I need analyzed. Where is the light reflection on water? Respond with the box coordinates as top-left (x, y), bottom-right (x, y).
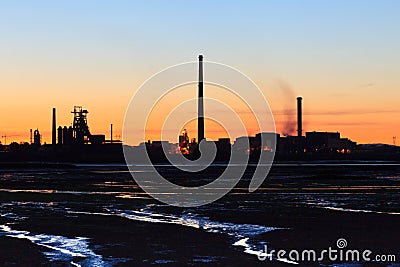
top-left (0, 224), bottom-right (107, 267)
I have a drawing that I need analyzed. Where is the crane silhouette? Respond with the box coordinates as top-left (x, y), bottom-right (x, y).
top-left (1, 134), bottom-right (20, 145)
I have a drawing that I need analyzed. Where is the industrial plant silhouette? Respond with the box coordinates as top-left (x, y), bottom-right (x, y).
top-left (0, 55), bottom-right (399, 163)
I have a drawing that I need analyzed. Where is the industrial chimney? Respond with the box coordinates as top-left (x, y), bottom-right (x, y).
top-left (198, 55), bottom-right (205, 143)
top-left (297, 97), bottom-right (302, 137)
top-left (52, 107), bottom-right (57, 145)
top-left (110, 123), bottom-right (113, 144)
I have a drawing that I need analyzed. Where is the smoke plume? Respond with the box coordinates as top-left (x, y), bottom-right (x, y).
top-left (278, 81), bottom-right (296, 136)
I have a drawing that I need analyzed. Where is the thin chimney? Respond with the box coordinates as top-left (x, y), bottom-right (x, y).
top-left (52, 107), bottom-right (56, 145)
top-left (297, 97), bottom-right (303, 137)
top-left (198, 55), bottom-right (205, 142)
top-left (110, 123), bottom-right (113, 143)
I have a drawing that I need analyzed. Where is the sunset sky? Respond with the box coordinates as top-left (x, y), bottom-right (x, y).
top-left (1, 1), bottom-right (399, 145)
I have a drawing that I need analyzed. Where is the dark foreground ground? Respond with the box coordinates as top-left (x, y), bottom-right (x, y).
top-left (1, 161), bottom-right (400, 266)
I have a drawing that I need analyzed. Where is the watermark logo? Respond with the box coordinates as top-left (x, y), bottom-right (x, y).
top-left (122, 59), bottom-right (276, 207)
top-left (257, 238), bottom-right (397, 264)
top-left (336, 237), bottom-right (347, 249)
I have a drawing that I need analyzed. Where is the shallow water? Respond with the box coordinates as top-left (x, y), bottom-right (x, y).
top-left (1, 163), bottom-right (400, 266)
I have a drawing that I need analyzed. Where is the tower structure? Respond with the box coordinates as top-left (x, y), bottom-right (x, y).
top-left (33, 129), bottom-right (41, 146)
top-left (297, 97), bottom-right (303, 137)
top-left (198, 55), bottom-right (205, 143)
top-left (52, 108), bottom-right (56, 145)
top-left (71, 106), bottom-right (91, 144)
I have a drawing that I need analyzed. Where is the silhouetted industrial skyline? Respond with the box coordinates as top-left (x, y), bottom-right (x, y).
top-left (0, 54), bottom-right (398, 161)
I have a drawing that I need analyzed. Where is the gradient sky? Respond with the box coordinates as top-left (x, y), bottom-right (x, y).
top-left (1, 1), bottom-right (399, 145)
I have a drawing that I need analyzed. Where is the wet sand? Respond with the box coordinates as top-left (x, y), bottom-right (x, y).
top-left (1, 162), bottom-right (400, 266)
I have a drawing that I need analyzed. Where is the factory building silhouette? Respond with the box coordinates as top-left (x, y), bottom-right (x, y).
top-left (140, 55), bottom-right (359, 162)
top-left (52, 106), bottom-right (113, 146)
top-left (1, 54), bottom-right (398, 162)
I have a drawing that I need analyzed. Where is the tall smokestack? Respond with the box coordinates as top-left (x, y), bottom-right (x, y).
top-left (110, 123), bottom-right (113, 143)
top-left (52, 107), bottom-right (56, 145)
top-left (198, 55), bottom-right (205, 143)
top-left (297, 97), bottom-right (302, 137)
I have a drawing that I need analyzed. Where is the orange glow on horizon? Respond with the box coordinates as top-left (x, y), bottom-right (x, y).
top-left (3, 111), bottom-right (399, 146)
top-left (1, 79), bottom-right (399, 146)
